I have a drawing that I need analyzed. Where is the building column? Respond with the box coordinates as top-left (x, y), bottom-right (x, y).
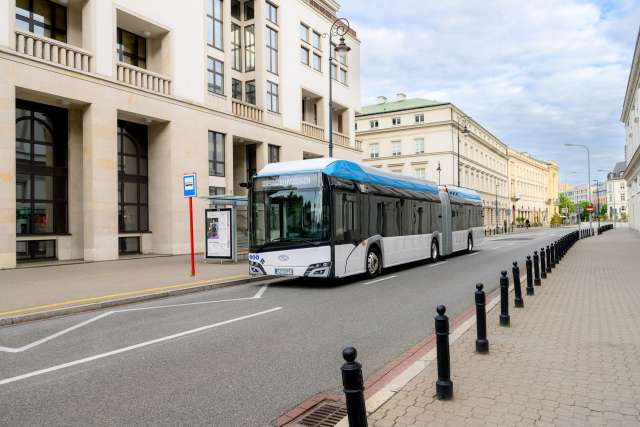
top-left (82, 103), bottom-right (118, 261)
top-left (0, 80), bottom-right (16, 268)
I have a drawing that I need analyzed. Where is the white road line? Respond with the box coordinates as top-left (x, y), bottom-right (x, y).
top-left (0, 285), bottom-right (271, 353)
top-left (364, 275), bottom-right (397, 285)
top-left (429, 261), bottom-right (447, 268)
top-left (0, 307), bottom-right (282, 387)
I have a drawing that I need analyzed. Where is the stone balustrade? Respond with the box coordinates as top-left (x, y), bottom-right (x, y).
top-left (302, 121), bottom-right (325, 141)
top-left (14, 29), bottom-right (92, 73)
top-left (232, 100), bottom-right (264, 122)
top-left (116, 62), bottom-right (171, 96)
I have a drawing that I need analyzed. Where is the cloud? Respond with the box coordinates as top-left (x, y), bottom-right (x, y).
top-left (340, 0), bottom-right (640, 184)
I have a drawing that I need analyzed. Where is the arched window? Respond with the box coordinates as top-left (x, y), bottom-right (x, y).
top-left (117, 121), bottom-right (149, 252)
top-left (15, 100), bottom-right (68, 260)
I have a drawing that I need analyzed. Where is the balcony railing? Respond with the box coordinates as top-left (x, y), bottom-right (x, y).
top-left (332, 131), bottom-right (350, 148)
top-left (302, 121), bottom-right (325, 141)
top-left (232, 100), bottom-right (263, 122)
top-left (14, 29), bottom-right (92, 72)
top-left (116, 62), bottom-right (171, 96)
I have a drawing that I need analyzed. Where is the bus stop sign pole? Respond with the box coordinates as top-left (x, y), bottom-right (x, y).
top-left (183, 173), bottom-right (197, 277)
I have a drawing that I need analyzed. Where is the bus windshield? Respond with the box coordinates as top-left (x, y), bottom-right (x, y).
top-left (251, 173), bottom-right (330, 250)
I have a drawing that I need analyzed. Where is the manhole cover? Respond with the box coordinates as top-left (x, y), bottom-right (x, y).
top-left (291, 401), bottom-right (348, 427)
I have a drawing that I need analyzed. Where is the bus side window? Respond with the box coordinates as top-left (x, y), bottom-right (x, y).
top-left (376, 201), bottom-right (384, 236)
top-left (337, 192), bottom-right (360, 243)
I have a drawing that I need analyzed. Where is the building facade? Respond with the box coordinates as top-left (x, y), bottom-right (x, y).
top-left (355, 96), bottom-right (559, 229)
top-left (560, 182), bottom-right (607, 208)
top-left (607, 161), bottom-right (627, 220)
top-left (0, 0), bottom-right (362, 268)
top-left (507, 149), bottom-right (558, 225)
top-left (621, 28), bottom-right (640, 232)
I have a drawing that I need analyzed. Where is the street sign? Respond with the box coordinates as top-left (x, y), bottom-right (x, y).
top-left (561, 207), bottom-right (568, 214)
top-left (586, 204), bottom-right (594, 213)
top-left (182, 173), bottom-right (197, 198)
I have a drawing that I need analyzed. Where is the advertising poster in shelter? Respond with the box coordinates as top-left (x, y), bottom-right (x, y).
top-left (205, 209), bottom-right (233, 259)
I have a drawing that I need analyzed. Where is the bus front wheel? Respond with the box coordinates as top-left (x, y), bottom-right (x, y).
top-left (431, 239), bottom-right (440, 262)
top-left (366, 247), bottom-right (381, 278)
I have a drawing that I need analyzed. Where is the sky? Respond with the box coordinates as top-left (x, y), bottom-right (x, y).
top-left (339, 0), bottom-right (640, 185)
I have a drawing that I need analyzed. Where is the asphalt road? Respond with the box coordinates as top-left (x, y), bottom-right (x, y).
top-left (0, 227), bottom-right (573, 426)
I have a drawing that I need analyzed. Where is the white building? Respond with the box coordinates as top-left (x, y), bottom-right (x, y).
top-left (607, 162), bottom-right (627, 220)
top-left (0, 0), bottom-right (361, 268)
top-left (621, 28), bottom-right (640, 232)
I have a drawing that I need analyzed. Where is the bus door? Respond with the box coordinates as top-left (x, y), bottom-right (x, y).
top-left (439, 192), bottom-right (453, 256)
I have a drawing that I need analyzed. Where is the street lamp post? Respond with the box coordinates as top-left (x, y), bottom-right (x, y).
top-left (495, 182), bottom-right (500, 235)
top-left (598, 168), bottom-right (614, 228)
top-left (456, 115), bottom-right (469, 187)
top-left (564, 144), bottom-right (592, 232)
top-left (327, 18), bottom-right (350, 158)
top-left (593, 179), bottom-right (602, 230)
top-left (436, 162), bottom-right (442, 186)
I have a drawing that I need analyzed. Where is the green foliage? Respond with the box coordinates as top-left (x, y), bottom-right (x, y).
top-left (550, 213), bottom-right (562, 225)
top-left (515, 216), bottom-right (525, 225)
top-left (558, 194), bottom-right (575, 215)
top-left (621, 212), bottom-right (628, 221)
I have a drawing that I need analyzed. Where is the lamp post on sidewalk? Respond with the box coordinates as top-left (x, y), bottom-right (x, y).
top-left (456, 115), bottom-right (469, 187)
top-left (593, 179), bottom-right (602, 231)
top-left (495, 182), bottom-right (501, 235)
top-left (564, 144), bottom-right (592, 233)
top-left (327, 18), bottom-right (351, 158)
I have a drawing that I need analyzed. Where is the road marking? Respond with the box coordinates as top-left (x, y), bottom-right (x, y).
top-left (0, 274), bottom-right (250, 317)
top-left (0, 307), bottom-right (283, 387)
top-left (364, 275), bottom-right (397, 285)
top-left (467, 252), bottom-right (480, 257)
top-left (429, 261), bottom-right (447, 268)
top-left (0, 285), bottom-right (270, 354)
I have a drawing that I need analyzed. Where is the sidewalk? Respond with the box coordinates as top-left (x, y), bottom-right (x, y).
top-left (0, 255), bottom-right (254, 321)
top-left (369, 227), bottom-right (640, 426)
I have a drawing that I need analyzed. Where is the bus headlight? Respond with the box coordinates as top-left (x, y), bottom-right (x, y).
top-left (304, 262), bottom-right (331, 277)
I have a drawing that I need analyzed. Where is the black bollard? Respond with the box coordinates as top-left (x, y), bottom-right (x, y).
top-left (512, 262), bottom-right (524, 308)
top-left (499, 271), bottom-right (510, 327)
top-left (549, 243), bottom-right (555, 269)
top-left (435, 305), bottom-right (453, 400)
top-left (475, 284), bottom-right (489, 354)
top-left (341, 347), bottom-right (368, 427)
top-left (533, 251), bottom-right (541, 286)
top-left (554, 241), bottom-right (560, 265)
top-left (540, 247), bottom-right (547, 279)
top-left (526, 255), bottom-right (534, 295)
top-left (546, 245), bottom-right (552, 273)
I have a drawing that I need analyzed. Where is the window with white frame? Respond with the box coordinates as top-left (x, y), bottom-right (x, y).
top-left (391, 141), bottom-right (401, 156)
top-left (265, 26), bottom-right (278, 74)
top-left (266, 1), bottom-right (277, 24)
top-left (312, 52), bottom-right (321, 71)
top-left (231, 23), bottom-right (242, 71)
top-left (415, 168), bottom-right (426, 179)
top-left (312, 31), bottom-right (321, 50)
top-left (415, 113), bottom-right (424, 123)
top-left (300, 23), bottom-right (309, 42)
top-left (266, 81), bottom-right (279, 112)
top-left (369, 143), bottom-right (379, 158)
top-left (415, 138), bottom-right (425, 154)
top-left (392, 117), bottom-right (401, 126)
top-left (207, 57), bottom-right (224, 95)
top-left (207, 0), bottom-right (223, 50)
top-left (370, 120), bottom-right (378, 129)
top-left (300, 46), bottom-right (310, 65)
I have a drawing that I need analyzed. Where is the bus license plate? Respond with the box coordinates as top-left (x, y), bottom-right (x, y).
top-left (275, 268), bottom-right (293, 276)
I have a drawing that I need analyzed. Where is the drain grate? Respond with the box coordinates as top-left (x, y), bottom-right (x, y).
top-left (293, 401), bottom-right (348, 427)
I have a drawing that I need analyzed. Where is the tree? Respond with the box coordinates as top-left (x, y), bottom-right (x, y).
top-left (598, 203), bottom-right (608, 218)
top-left (558, 194), bottom-right (575, 216)
top-left (578, 201), bottom-right (590, 221)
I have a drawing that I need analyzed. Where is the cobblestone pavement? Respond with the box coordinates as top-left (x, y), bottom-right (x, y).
top-left (370, 227), bottom-right (640, 426)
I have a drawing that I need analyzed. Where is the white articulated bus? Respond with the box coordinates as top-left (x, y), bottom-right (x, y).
top-left (247, 158), bottom-right (484, 279)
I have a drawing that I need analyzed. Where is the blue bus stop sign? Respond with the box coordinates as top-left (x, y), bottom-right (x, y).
top-left (183, 173), bottom-right (197, 198)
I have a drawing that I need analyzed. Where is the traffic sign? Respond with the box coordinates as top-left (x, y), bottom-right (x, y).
top-left (586, 204), bottom-right (594, 213)
top-left (183, 173), bottom-right (197, 198)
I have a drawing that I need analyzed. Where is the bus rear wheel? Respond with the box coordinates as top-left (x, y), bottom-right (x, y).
top-left (431, 239), bottom-right (439, 262)
top-left (366, 247), bottom-right (381, 278)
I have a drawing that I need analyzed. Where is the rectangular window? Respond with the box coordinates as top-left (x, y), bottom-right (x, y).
top-left (231, 23), bottom-right (242, 71)
top-left (117, 28), bottom-right (147, 69)
top-left (207, 57), bottom-right (224, 95)
top-left (208, 131), bottom-right (225, 177)
top-left (209, 186), bottom-right (225, 196)
top-left (312, 31), bottom-right (321, 49)
top-left (369, 143), bottom-right (379, 159)
top-left (268, 144), bottom-right (280, 163)
top-left (245, 80), bottom-right (256, 104)
top-left (117, 121), bottom-right (149, 234)
top-left (300, 23), bottom-right (309, 42)
top-left (15, 0), bottom-right (67, 42)
top-left (266, 1), bottom-right (278, 24)
top-left (392, 117), bottom-right (401, 126)
top-left (244, 25), bottom-right (255, 71)
top-left (232, 78), bottom-right (242, 100)
top-left (330, 63), bottom-right (337, 80)
top-left (391, 141), bottom-right (401, 156)
top-left (244, 0), bottom-right (254, 20)
top-left (266, 81), bottom-right (279, 113)
top-left (338, 68), bottom-right (347, 84)
top-left (231, 0), bottom-right (241, 19)
top-left (265, 27), bottom-right (278, 74)
top-left (415, 168), bottom-right (426, 179)
top-left (415, 113), bottom-right (425, 123)
top-left (300, 46), bottom-right (310, 65)
top-left (207, 0), bottom-right (223, 50)
top-left (119, 236), bottom-right (140, 255)
top-left (17, 240), bottom-right (56, 261)
top-left (312, 52), bottom-right (322, 71)
top-left (415, 138), bottom-right (425, 154)
top-left (370, 120), bottom-right (378, 129)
